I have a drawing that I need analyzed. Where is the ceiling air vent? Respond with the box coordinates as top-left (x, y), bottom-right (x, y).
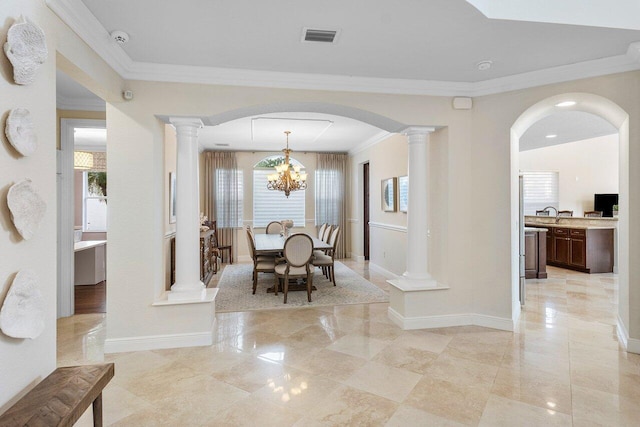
top-left (302, 28), bottom-right (339, 43)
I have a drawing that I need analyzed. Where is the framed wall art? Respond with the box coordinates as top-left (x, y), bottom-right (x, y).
top-left (381, 177), bottom-right (397, 212)
top-left (169, 172), bottom-right (177, 224)
top-left (398, 175), bottom-right (408, 213)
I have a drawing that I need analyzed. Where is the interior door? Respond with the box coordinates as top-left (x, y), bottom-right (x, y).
top-left (363, 162), bottom-right (370, 260)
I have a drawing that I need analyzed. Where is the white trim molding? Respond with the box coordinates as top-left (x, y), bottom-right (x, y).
top-left (617, 315), bottom-right (640, 354)
top-left (45, 0), bottom-right (640, 97)
top-left (104, 322), bottom-right (216, 353)
top-left (368, 222), bottom-right (407, 233)
top-left (388, 308), bottom-right (515, 332)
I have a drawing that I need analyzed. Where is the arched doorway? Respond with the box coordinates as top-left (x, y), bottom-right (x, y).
top-left (510, 92), bottom-right (632, 351)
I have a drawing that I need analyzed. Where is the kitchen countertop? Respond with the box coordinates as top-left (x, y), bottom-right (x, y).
top-left (525, 223), bottom-right (615, 230)
top-left (74, 240), bottom-right (107, 252)
top-left (525, 227), bottom-right (548, 232)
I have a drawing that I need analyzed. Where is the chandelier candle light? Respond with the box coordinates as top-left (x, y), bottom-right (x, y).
top-left (267, 131), bottom-right (307, 198)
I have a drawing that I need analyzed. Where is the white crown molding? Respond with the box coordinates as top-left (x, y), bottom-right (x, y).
top-left (48, 0), bottom-right (640, 98)
top-left (46, 0), bottom-right (133, 75)
top-left (56, 93), bottom-right (106, 112)
top-left (349, 130), bottom-right (392, 155)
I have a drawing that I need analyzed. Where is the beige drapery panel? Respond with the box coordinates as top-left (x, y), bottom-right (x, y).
top-left (203, 151), bottom-right (239, 248)
top-left (315, 153), bottom-right (347, 258)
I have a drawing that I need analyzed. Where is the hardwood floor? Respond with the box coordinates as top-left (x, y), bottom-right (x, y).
top-left (74, 281), bottom-right (106, 314)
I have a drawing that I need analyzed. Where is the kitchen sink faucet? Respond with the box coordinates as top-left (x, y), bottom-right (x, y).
top-left (542, 206), bottom-right (560, 223)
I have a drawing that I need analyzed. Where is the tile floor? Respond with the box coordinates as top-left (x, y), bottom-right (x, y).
top-left (58, 262), bottom-right (640, 426)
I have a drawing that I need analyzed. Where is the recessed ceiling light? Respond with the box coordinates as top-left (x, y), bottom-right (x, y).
top-left (476, 60), bottom-right (492, 71)
top-left (546, 134), bottom-right (557, 139)
top-left (555, 101), bottom-right (576, 107)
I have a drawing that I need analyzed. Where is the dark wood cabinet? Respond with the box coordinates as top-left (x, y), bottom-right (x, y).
top-left (170, 230), bottom-right (218, 288)
top-left (525, 229), bottom-right (547, 279)
top-left (542, 226), bottom-right (613, 273)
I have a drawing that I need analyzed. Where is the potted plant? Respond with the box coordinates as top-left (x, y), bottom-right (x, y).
top-left (613, 204), bottom-right (619, 217)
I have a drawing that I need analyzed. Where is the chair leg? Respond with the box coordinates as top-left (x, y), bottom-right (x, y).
top-left (283, 273), bottom-right (289, 304)
top-left (331, 264), bottom-right (336, 285)
top-left (307, 273), bottom-right (312, 302)
top-left (252, 270), bottom-right (257, 294)
top-left (274, 275), bottom-right (279, 295)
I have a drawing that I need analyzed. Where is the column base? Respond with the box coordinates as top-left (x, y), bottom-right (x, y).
top-left (387, 277), bottom-right (448, 291)
top-left (168, 282), bottom-right (206, 301)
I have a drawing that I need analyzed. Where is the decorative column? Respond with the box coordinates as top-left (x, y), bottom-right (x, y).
top-left (169, 117), bottom-right (205, 301)
top-left (388, 127), bottom-right (448, 329)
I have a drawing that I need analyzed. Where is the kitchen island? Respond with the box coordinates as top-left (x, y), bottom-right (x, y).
top-left (525, 216), bottom-right (615, 273)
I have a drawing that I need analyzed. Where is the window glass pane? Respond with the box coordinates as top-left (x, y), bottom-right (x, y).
top-left (253, 168), bottom-right (305, 227)
top-left (85, 198), bottom-right (107, 231)
top-left (215, 170), bottom-right (243, 227)
top-left (522, 171), bottom-right (559, 215)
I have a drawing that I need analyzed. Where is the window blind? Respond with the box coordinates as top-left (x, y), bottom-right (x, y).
top-left (521, 171), bottom-right (559, 215)
top-left (253, 169), bottom-right (305, 227)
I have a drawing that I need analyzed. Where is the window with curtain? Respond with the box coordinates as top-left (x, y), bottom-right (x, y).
top-left (204, 151), bottom-right (240, 248)
top-left (253, 155), bottom-right (305, 227)
top-left (315, 153), bottom-right (347, 258)
top-left (521, 171), bottom-right (559, 215)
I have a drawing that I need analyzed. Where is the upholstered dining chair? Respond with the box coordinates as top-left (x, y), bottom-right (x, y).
top-left (584, 210), bottom-right (603, 217)
top-left (210, 220), bottom-right (233, 264)
top-left (274, 234), bottom-right (314, 303)
top-left (266, 221), bottom-right (283, 235)
top-left (558, 210), bottom-right (573, 217)
top-left (313, 226), bottom-right (340, 286)
top-left (317, 223), bottom-right (328, 240)
top-left (245, 226), bottom-right (276, 294)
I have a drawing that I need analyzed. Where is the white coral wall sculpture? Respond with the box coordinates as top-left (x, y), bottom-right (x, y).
top-left (0, 270), bottom-right (45, 339)
top-left (7, 179), bottom-right (46, 240)
top-left (3, 16), bottom-right (48, 85)
top-left (5, 108), bottom-right (37, 156)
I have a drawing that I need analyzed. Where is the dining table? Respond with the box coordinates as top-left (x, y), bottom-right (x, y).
top-left (253, 233), bottom-right (332, 293)
top-left (254, 233), bottom-right (331, 254)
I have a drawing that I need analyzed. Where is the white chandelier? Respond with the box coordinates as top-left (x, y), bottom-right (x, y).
top-left (267, 131), bottom-right (307, 198)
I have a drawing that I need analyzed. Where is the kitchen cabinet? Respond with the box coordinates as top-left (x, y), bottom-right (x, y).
top-left (544, 226), bottom-right (613, 273)
top-left (525, 228), bottom-right (547, 279)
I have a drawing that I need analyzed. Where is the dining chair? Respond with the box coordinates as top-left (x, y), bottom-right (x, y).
top-left (584, 210), bottom-right (603, 217)
top-left (274, 234), bottom-right (314, 303)
top-left (535, 210), bottom-right (550, 216)
top-left (321, 224), bottom-right (333, 243)
top-left (558, 210), bottom-right (573, 217)
top-left (245, 227), bottom-right (276, 294)
top-left (313, 226), bottom-right (340, 286)
top-left (266, 221), bottom-right (283, 235)
top-left (210, 220), bottom-right (233, 264)
top-left (317, 223), bottom-right (328, 240)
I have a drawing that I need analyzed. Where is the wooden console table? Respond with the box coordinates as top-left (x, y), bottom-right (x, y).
top-left (0, 363), bottom-right (114, 427)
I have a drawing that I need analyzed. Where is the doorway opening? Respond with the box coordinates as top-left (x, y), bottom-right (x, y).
top-left (510, 92), bottom-right (630, 349)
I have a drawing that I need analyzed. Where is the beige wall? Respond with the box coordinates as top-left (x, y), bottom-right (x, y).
top-left (519, 134), bottom-right (619, 215)
top-left (0, 0), bottom-right (123, 410)
top-left (3, 0), bottom-right (640, 410)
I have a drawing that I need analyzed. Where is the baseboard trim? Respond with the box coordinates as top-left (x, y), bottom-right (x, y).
top-left (616, 315), bottom-right (640, 354)
top-left (368, 262), bottom-right (399, 279)
top-left (104, 321), bottom-right (216, 353)
top-left (388, 308), bottom-right (514, 332)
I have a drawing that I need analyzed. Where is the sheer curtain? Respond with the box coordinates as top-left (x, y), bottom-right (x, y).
top-left (204, 151), bottom-right (239, 249)
top-left (315, 153), bottom-right (347, 258)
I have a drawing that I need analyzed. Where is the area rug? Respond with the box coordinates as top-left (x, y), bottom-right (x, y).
top-left (214, 261), bottom-right (388, 312)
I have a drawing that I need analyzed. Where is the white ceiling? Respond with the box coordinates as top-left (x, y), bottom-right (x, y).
top-left (52, 1), bottom-right (637, 152)
top-left (56, 69), bottom-right (105, 111)
top-left (520, 111), bottom-right (617, 152)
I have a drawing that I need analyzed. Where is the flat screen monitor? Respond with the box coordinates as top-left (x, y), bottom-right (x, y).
top-left (594, 193), bottom-right (618, 217)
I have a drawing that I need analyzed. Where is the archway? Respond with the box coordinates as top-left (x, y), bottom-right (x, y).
top-left (510, 92), bottom-right (632, 351)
